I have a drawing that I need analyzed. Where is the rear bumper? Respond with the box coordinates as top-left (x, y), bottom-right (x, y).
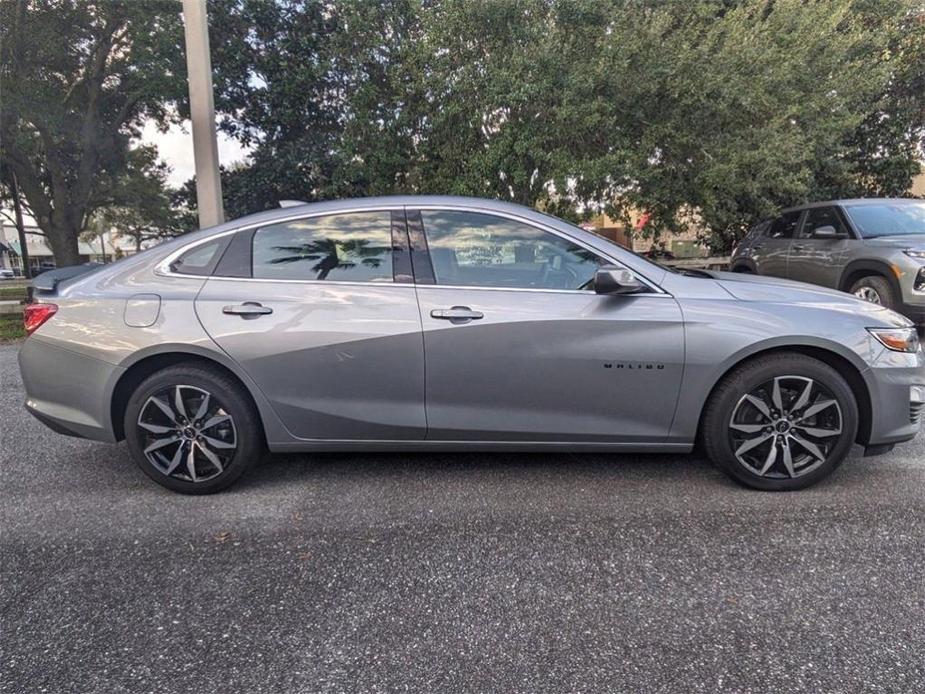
top-left (18, 337), bottom-right (122, 443)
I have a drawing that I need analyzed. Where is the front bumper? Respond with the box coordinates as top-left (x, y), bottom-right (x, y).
top-left (18, 337), bottom-right (123, 443)
top-left (864, 347), bottom-right (925, 446)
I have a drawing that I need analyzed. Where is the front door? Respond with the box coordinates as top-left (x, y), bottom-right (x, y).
top-left (785, 206), bottom-right (854, 288)
top-left (195, 209), bottom-right (427, 441)
top-left (407, 208), bottom-right (685, 443)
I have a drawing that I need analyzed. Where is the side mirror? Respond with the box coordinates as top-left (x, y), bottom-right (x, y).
top-left (593, 266), bottom-right (647, 295)
top-left (811, 225), bottom-right (843, 239)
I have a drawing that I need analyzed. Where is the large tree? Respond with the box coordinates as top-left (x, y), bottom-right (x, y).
top-left (207, 0), bottom-right (924, 250)
top-left (0, 0), bottom-right (185, 266)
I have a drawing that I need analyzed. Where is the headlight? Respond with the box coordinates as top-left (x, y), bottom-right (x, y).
top-left (868, 327), bottom-right (920, 353)
top-left (904, 249), bottom-right (925, 259)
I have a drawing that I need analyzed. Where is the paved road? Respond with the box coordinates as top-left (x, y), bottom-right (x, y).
top-left (1, 344), bottom-right (923, 693)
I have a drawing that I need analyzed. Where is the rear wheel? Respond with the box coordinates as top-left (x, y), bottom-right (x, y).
top-left (124, 364), bottom-right (262, 494)
top-left (849, 275), bottom-right (896, 310)
top-left (702, 354), bottom-right (858, 491)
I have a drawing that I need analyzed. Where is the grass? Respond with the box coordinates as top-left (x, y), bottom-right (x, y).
top-left (0, 285), bottom-right (28, 301)
top-left (0, 315), bottom-right (25, 342)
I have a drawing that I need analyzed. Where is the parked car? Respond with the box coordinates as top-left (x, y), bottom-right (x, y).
top-left (18, 196), bottom-right (924, 494)
top-left (0, 267), bottom-right (15, 280)
top-left (731, 198), bottom-right (925, 324)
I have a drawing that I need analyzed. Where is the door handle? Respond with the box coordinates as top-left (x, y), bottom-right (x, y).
top-left (222, 302), bottom-right (273, 317)
top-left (791, 244), bottom-right (806, 252)
top-left (430, 306), bottom-right (484, 323)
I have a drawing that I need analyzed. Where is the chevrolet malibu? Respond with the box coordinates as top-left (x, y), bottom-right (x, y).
top-left (18, 196), bottom-right (925, 493)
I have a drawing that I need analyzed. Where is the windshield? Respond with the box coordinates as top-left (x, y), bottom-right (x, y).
top-left (843, 201), bottom-right (925, 238)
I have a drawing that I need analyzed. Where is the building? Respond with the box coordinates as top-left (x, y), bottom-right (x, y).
top-left (0, 222), bottom-right (119, 274)
top-left (589, 170), bottom-right (925, 258)
top-left (585, 206), bottom-right (709, 259)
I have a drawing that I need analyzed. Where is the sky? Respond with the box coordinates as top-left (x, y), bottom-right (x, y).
top-left (3, 119), bottom-right (252, 229)
top-left (139, 119), bottom-right (253, 188)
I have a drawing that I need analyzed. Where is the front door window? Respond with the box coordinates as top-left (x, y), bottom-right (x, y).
top-left (419, 210), bottom-right (605, 290)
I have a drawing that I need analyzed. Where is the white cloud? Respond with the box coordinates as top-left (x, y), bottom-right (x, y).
top-left (139, 119), bottom-right (253, 187)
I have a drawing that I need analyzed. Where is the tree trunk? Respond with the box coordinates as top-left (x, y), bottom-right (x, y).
top-left (44, 220), bottom-right (82, 267)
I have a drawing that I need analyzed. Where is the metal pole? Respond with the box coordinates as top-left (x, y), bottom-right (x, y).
top-left (182, 0), bottom-right (224, 229)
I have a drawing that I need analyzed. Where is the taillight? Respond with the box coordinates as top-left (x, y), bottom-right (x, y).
top-left (23, 303), bottom-right (58, 336)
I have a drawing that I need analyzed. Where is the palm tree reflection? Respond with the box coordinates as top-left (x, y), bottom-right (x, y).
top-left (268, 238), bottom-right (386, 280)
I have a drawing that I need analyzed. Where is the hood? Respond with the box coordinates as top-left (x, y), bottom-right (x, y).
top-left (704, 270), bottom-right (907, 323)
top-left (862, 233), bottom-right (925, 250)
top-left (708, 270), bottom-right (848, 299)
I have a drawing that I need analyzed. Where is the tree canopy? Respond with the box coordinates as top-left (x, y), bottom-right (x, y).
top-left (207, 0), bottom-right (925, 249)
top-left (0, 0), bottom-right (185, 265)
top-left (2, 0), bottom-right (923, 264)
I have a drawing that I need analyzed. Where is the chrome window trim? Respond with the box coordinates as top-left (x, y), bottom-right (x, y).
top-left (203, 275), bottom-right (417, 289)
top-left (155, 202), bottom-right (667, 294)
top-left (414, 283), bottom-right (674, 297)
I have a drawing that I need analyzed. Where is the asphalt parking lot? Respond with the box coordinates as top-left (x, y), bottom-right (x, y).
top-left (1, 343), bottom-right (923, 694)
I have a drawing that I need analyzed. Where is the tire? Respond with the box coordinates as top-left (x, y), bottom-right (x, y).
top-left (124, 364), bottom-right (263, 494)
top-left (849, 275), bottom-right (896, 310)
top-left (701, 353), bottom-right (858, 491)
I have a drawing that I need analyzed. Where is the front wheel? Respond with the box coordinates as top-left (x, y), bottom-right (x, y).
top-left (701, 354), bottom-right (858, 491)
top-left (124, 364), bottom-right (263, 494)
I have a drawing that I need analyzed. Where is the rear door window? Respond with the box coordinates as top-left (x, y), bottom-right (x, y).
top-left (252, 212), bottom-right (396, 282)
top-left (766, 211), bottom-right (802, 239)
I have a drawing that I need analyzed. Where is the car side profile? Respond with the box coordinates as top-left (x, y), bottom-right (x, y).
top-left (17, 196), bottom-right (925, 493)
top-left (730, 198), bottom-right (925, 324)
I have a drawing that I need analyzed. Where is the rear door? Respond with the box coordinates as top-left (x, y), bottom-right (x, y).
top-left (407, 207), bottom-right (685, 443)
top-left (194, 208), bottom-right (427, 441)
top-left (752, 210), bottom-right (802, 278)
top-left (785, 206), bottom-right (854, 288)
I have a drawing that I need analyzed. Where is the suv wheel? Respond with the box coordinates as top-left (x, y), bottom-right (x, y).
top-left (124, 364), bottom-right (263, 494)
top-left (702, 354), bottom-right (858, 491)
top-left (849, 275), bottom-right (896, 309)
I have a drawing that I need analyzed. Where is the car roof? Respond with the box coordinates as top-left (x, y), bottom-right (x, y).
top-left (208, 195), bottom-right (548, 231)
top-left (779, 197), bottom-right (923, 214)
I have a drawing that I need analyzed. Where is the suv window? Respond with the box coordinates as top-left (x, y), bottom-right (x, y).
top-left (419, 210), bottom-right (605, 290)
top-left (252, 212), bottom-right (394, 282)
top-left (766, 211), bottom-right (802, 239)
top-left (799, 207), bottom-right (847, 239)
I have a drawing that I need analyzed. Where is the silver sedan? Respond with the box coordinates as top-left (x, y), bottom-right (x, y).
top-left (17, 196), bottom-right (925, 493)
